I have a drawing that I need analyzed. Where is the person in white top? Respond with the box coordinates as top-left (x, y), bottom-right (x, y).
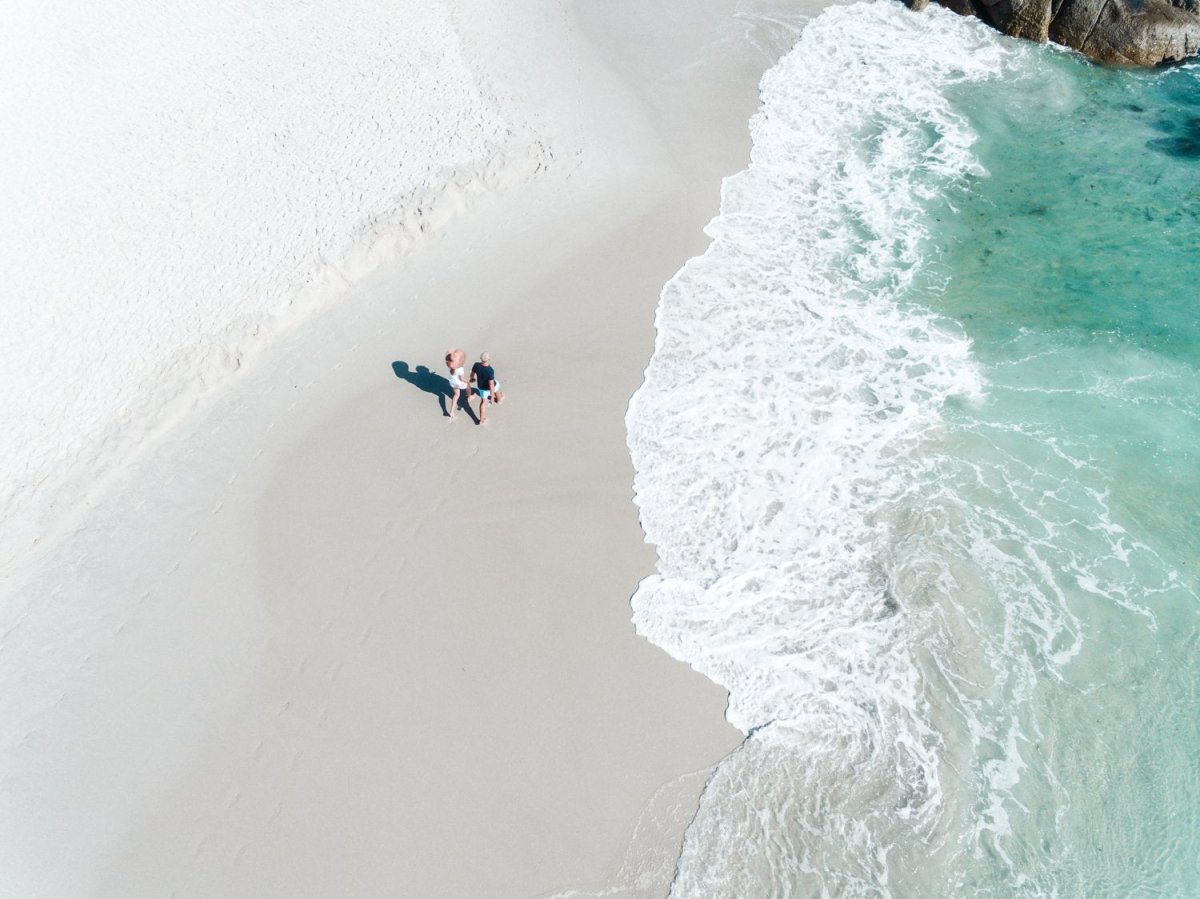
top-left (445, 348), bottom-right (468, 419)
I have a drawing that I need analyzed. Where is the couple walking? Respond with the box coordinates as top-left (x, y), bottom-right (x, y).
top-left (445, 349), bottom-right (502, 424)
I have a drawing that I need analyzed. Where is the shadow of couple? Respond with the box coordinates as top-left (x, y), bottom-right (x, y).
top-left (392, 361), bottom-right (478, 423)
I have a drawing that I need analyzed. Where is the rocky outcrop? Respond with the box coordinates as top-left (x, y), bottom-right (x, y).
top-left (904, 0), bottom-right (1200, 65)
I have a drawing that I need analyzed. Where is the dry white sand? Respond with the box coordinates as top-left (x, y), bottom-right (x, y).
top-left (0, 0), bottom-right (541, 574)
top-left (0, 1), bottom-right (824, 895)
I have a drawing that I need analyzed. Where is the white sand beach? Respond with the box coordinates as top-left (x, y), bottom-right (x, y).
top-left (0, 0), bottom-right (825, 894)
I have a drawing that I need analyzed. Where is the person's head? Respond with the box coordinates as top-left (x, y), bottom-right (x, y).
top-left (445, 353), bottom-right (453, 366)
top-left (480, 352), bottom-right (490, 364)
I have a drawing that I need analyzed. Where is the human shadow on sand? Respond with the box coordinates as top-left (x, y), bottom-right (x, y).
top-left (391, 360), bottom-right (477, 422)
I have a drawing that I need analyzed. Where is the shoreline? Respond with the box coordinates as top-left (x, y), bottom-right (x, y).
top-left (0, 1), bottom-right (825, 894)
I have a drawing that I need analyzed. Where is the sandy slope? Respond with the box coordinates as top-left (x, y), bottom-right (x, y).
top-left (0, 0), bottom-right (534, 577)
top-left (0, 0), bottom-right (820, 894)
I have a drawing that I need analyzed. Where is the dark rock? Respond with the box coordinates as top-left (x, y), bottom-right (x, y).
top-left (900, 0), bottom-right (1200, 65)
top-left (940, 0), bottom-right (996, 19)
top-left (1148, 135), bottom-right (1200, 155)
top-left (982, 0), bottom-right (1055, 41)
top-left (1147, 113), bottom-right (1200, 154)
top-left (1052, 0), bottom-right (1200, 65)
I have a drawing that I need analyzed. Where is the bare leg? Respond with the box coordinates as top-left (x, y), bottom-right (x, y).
top-left (448, 388), bottom-right (460, 418)
top-left (478, 393), bottom-right (488, 424)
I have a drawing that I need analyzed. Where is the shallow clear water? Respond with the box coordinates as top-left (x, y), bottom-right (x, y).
top-left (627, 4), bottom-right (1200, 895)
top-left (907, 46), bottom-right (1200, 898)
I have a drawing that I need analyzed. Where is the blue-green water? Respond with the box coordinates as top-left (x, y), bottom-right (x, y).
top-left (629, 5), bottom-right (1199, 895)
top-left (932, 60), bottom-right (1200, 549)
top-left (914, 53), bottom-right (1200, 895)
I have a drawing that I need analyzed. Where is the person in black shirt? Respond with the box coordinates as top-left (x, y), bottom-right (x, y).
top-left (470, 352), bottom-right (499, 425)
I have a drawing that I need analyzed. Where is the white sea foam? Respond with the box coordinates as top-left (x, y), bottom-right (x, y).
top-left (628, 0), bottom-right (1005, 745)
top-left (627, 3), bottom-right (1017, 893)
top-left (629, 3), bottom-right (1197, 894)
top-left (0, 0), bottom-right (546, 580)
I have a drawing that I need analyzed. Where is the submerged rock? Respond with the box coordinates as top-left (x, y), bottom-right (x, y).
top-left (903, 0), bottom-right (1200, 65)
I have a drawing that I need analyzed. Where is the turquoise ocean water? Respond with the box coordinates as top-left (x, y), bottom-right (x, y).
top-left (906, 43), bottom-right (1200, 895)
top-left (912, 45), bottom-right (1195, 892)
top-left (627, 4), bottom-right (1199, 894)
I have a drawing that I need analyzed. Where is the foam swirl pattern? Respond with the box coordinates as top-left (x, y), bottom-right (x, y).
top-left (628, 3), bottom-right (1199, 894)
